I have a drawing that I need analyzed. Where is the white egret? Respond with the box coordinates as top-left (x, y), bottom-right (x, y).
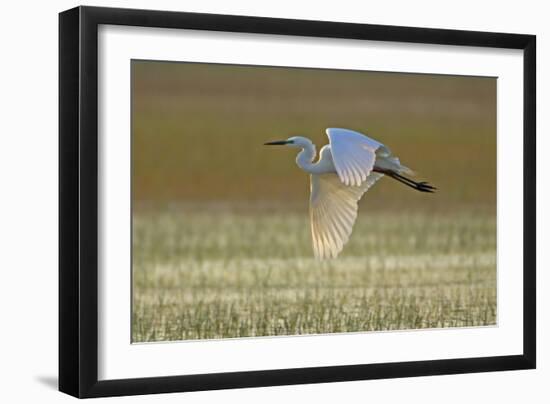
top-left (265, 128), bottom-right (436, 259)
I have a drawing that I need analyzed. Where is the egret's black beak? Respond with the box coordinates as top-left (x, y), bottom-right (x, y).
top-left (264, 140), bottom-right (289, 146)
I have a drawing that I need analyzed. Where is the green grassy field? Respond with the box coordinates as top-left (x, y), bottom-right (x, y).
top-left (131, 61), bottom-right (496, 342)
top-left (132, 206), bottom-right (496, 342)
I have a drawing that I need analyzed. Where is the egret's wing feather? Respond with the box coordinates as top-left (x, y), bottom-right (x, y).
top-left (310, 172), bottom-right (383, 259)
top-left (326, 128), bottom-right (390, 186)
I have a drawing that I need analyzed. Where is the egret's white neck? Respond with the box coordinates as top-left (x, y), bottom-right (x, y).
top-left (296, 143), bottom-right (317, 173)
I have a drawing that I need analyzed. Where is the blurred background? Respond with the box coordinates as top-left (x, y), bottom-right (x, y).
top-left (131, 60), bottom-right (496, 342)
top-left (132, 61), bottom-right (496, 212)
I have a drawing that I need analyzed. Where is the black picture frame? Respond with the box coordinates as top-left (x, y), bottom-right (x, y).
top-left (59, 5), bottom-right (536, 398)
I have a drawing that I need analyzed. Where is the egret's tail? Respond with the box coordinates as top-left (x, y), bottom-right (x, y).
top-left (398, 164), bottom-right (415, 176)
top-left (388, 156), bottom-right (415, 176)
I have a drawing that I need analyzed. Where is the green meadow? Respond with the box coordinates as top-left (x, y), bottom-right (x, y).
top-left (131, 61), bottom-right (496, 342)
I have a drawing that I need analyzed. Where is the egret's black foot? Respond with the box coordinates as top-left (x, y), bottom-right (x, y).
top-left (416, 181), bottom-right (437, 193)
top-left (388, 172), bottom-right (437, 193)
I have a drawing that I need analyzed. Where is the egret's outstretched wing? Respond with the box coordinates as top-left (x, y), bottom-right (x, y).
top-left (310, 172), bottom-right (383, 259)
top-left (326, 128), bottom-right (390, 186)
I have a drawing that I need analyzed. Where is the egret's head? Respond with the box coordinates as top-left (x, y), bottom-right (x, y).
top-left (264, 136), bottom-right (312, 148)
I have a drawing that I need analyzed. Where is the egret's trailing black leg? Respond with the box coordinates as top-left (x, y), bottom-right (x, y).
top-left (387, 172), bottom-right (436, 193)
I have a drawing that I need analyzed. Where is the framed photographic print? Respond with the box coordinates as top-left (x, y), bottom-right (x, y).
top-left (59, 6), bottom-right (536, 398)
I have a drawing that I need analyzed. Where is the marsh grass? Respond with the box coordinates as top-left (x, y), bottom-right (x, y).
top-left (132, 207), bottom-right (496, 342)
